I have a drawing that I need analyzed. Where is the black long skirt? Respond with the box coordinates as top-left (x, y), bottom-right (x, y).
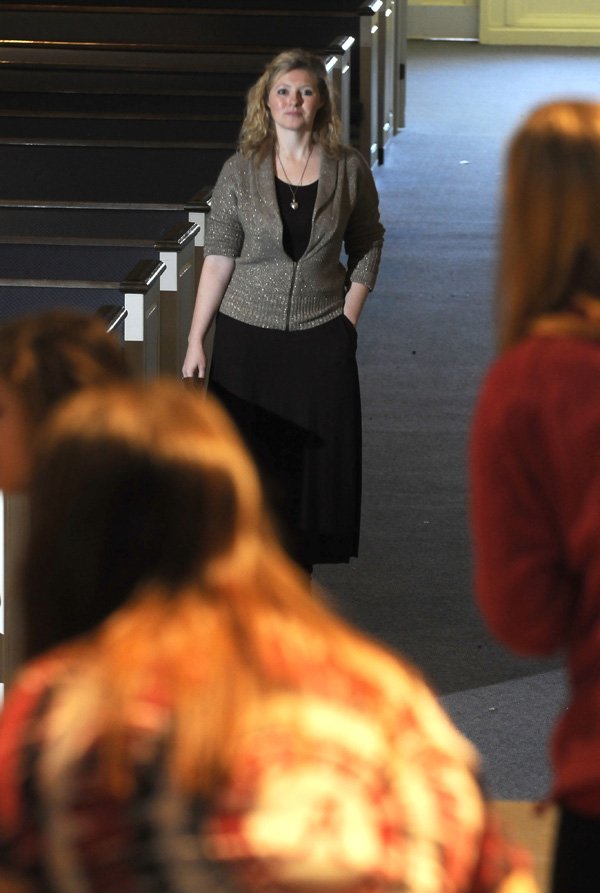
top-left (208, 312), bottom-right (362, 568)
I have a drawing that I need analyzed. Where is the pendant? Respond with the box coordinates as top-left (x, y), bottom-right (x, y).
top-left (290, 199), bottom-right (298, 210)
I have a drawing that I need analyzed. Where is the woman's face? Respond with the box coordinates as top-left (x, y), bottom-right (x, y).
top-left (0, 378), bottom-right (33, 492)
top-left (267, 68), bottom-right (324, 136)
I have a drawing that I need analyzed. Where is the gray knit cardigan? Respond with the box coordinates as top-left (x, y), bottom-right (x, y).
top-left (204, 146), bottom-right (385, 331)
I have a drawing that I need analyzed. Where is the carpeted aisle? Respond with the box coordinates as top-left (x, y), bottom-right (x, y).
top-left (314, 40), bottom-right (600, 804)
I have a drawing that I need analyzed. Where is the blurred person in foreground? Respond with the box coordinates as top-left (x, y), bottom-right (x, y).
top-left (0, 380), bottom-right (534, 893)
top-left (470, 100), bottom-right (600, 893)
top-left (0, 309), bottom-right (131, 492)
top-left (0, 310), bottom-right (133, 681)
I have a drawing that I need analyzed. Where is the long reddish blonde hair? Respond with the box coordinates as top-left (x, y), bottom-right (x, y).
top-left (499, 100), bottom-right (600, 349)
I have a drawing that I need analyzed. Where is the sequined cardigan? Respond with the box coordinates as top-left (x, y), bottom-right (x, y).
top-left (204, 147), bottom-right (385, 331)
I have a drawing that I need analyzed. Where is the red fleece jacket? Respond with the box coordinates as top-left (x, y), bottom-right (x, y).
top-left (471, 334), bottom-right (600, 814)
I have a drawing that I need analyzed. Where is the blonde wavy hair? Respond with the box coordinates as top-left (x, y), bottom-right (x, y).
top-left (238, 47), bottom-right (343, 161)
top-left (499, 100), bottom-right (600, 349)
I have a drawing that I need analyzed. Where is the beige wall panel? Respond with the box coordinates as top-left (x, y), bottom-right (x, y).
top-left (408, 3), bottom-right (479, 38)
top-left (481, 0), bottom-right (600, 45)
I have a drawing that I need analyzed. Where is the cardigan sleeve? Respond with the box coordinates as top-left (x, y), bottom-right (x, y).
top-left (204, 155), bottom-right (245, 259)
top-left (343, 152), bottom-right (385, 291)
top-left (469, 360), bottom-right (577, 656)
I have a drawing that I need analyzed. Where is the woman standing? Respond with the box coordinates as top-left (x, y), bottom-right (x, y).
top-left (182, 48), bottom-right (384, 572)
top-left (470, 100), bottom-right (600, 893)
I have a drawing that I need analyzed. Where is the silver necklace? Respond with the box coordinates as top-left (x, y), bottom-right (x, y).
top-left (276, 145), bottom-right (313, 210)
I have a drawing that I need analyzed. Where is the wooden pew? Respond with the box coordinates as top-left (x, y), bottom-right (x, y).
top-left (0, 221), bottom-right (199, 377)
top-left (0, 6), bottom-right (363, 154)
top-left (0, 144), bottom-right (229, 204)
top-left (0, 258), bottom-right (164, 378)
top-left (0, 146), bottom-right (215, 382)
top-left (0, 141), bottom-right (219, 268)
top-left (0, 163), bottom-right (214, 371)
top-left (0, 0), bottom-right (410, 163)
top-left (0, 186), bottom-right (212, 275)
top-left (0, 46), bottom-right (353, 138)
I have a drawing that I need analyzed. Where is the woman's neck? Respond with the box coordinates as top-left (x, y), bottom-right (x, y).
top-left (275, 129), bottom-right (315, 162)
top-left (274, 135), bottom-right (320, 186)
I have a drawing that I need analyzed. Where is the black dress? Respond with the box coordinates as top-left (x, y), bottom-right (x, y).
top-left (209, 179), bottom-right (362, 569)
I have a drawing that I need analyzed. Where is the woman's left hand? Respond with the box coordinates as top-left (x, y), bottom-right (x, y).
top-left (343, 282), bottom-right (369, 327)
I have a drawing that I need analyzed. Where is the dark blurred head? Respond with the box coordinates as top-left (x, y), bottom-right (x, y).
top-left (23, 379), bottom-right (272, 658)
top-left (0, 310), bottom-right (131, 490)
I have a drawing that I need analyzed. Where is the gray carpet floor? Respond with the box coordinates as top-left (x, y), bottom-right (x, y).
top-left (315, 39), bottom-right (600, 799)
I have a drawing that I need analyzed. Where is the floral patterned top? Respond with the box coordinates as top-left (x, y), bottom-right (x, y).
top-left (0, 632), bottom-right (532, 893)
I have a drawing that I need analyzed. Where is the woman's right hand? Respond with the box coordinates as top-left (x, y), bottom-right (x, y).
top-left (182, 254), bottom-right (235, 380)
top-left (182, 339), bottom-right (207, 380)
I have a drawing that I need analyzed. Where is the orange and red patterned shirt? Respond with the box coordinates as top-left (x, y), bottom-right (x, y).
top-left (0, 636), bottom-right (532, 893)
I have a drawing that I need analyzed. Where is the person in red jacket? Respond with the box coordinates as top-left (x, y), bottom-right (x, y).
top-left (470, 99), bottom-right (600, 893)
